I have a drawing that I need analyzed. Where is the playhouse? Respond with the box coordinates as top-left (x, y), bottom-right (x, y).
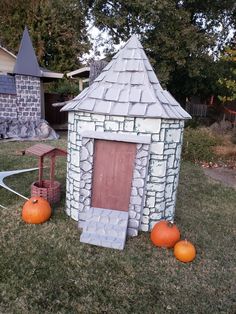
top-left (62, 35), bottom-right (191, 249)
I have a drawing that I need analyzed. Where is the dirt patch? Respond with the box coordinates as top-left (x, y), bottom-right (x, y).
top-left (203, 167), bottom-right (236, 189)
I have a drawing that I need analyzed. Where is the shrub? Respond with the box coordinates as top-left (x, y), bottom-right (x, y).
top-left (45, 79), bottom-right (81, 97)
top-left (231, 129), bottom-right (236, 144)
top-left (182, 128), bottom-right (222, 163)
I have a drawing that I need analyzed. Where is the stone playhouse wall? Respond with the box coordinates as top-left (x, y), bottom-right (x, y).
top-left (0, 74), bottom-right (41, 119)
top-left (66, 111), bottom-right (184, 236)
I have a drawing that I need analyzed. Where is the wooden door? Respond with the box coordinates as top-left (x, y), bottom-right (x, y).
top-left (91, 140), bottom-right (136, 211)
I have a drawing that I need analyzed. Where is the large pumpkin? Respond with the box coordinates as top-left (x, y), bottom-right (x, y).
top-left (150, 221), bottom-right (180, 248)
top-left (174, 240), bottom-right (196, 263)
top-left (22, 197), bottom-right (52, 224)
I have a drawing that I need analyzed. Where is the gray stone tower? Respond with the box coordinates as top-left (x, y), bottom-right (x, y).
top-left (62, 35), bottom-right (191, 249)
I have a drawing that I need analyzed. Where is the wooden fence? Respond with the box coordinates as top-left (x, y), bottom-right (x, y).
top-left (44, 93), bottom-right (68, 128)
top-left (185, 103), bottom-right (208, 117)
top-left (223, 106), bottom-right (236, 127)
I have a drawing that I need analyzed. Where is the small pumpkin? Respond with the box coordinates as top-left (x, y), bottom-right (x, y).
top-left (150, 221), bottom-right (180, 248)
top-left (174, 240), bottom-right (196, 263)
top-left (22, 197), bottom-right (52, 224)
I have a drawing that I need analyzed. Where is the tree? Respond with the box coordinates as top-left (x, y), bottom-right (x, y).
top-left (179, 1), bottom-right (235, 50)
top-left (0, 0), bottom-right (91, 72)
top-left (218, 46), bottom-right (236, 102)
top-left (88, 0), bottom-right (235, 100)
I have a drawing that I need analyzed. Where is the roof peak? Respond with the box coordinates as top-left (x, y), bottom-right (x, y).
top-left (13, 26), bottom-right (41, 77)
top-left (125, 34), bottom-right (143, 48)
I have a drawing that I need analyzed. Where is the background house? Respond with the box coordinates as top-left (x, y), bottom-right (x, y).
top-left (0, 27), bottom-right (63, 124)
top-left (0, 46), bottom-right (16, 74)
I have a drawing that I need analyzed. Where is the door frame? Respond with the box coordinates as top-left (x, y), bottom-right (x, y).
top-left (78, 131), bottom-right (151, 233)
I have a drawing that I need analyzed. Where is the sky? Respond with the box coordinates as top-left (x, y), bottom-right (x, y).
top-left (81, 24), bottom-right (123, 63)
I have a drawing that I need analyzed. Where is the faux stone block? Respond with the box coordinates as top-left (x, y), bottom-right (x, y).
top-left (133, 178), bottom-right (144, 188)
top-left (151, 134), bottom-right (160, 141)
top-left (70, 131), bottom-right (77, 145)
top-left (127, 228), bottom-right (138, 237)
top-left (142, 207), bottom-right (150, 215)
top-left (165, 205), bottom-right (175, 217)
top-left (80, 188), bottom-right (90, 198)
top-left (80, 161), bottom-right (92, 172)
top-left (150, 212), bottom-right (162, 220)
top-left (78, 121), bottom-right (95, 131)
top-left (71, 150), bottom-right (79, 167)
top-left (164, 149), bottom-right (175, 155)
top-left (130, 196), bottom-right (142, 205)
top-left (71, 208), bottom-right (79, 220)
top-left (128, 219), bottom-right (139, 228)
top-left (166, 129), bottom-right (181, 143)
top-left (158, 129), bottom-right (165, 141)
top-left (165, 183), bottom-right (173, 198)
top-left (109, 115), bottom-right (125, 122)
top-left (80, 146), bottom-right (89, 161)
top-left (68, 112), bottom-right (74, 124)
top-left (140, 224), bottom-right (149, 232)
top-left (131, 188), bottom-right (138, 196)
top-left (135, 118), bottom-right (161, 133)
top-left (137, 149), bottom-right (149, 158)
top-left (150, 142), bottom-right (164, 155)
top-left (104, 121), bottom-right (119, 131)
top-left (129, 210), bottom-right (137, 219)
top-left (135, 205), bottom-right (142, 212)
top-left (167, 168), bottom-right (178, 176)
top-left (141, 215), bottom-right (149, 224)
top-left (146, 196), bottom-right (155, 207)
top-left (167, 155), bottom-right (175, 168)
top-left (150, 160), bottom-right (167, 177)
top-left (124, 119), bottom-right (134, 131)
top-left (167, 175), bottom-right (175, 184)
top-left (155, 191), bottom-right (165, 198)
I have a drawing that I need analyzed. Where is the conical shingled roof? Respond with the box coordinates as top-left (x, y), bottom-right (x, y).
top-left (13, 27), bottom-right (41, 77)
top-left (62, 35), bottom-right (191, 119)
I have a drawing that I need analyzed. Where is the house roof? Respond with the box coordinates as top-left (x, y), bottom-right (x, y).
top-left (0, 28), bottom-right (64, 80)
top-left (40, 67), bottom-right (64, 81)
top-left (13, 26), bottom-right (41, 77)
top-left (0, 46), bottom-right (16, 74)
top-left (61, 35), bottom-right (191, 120)
top-left (67, 66), bottom-right (90, 79)
top-left (12, 27), bottom-right (63, 80)
top-left (0, 46), bottom-right (16, 59)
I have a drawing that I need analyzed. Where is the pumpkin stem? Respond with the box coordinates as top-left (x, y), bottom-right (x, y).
top-left (32, 199), bottom-right (38, 204)
top-left (167, 221), bottom-right (174, 228)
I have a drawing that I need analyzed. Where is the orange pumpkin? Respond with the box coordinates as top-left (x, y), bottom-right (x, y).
top-left (174, 240), bottom-right (196, 263)
top-left (150, 221), bottom-right (180, 248)
top-left (22, 197), bottom-right (52, 224)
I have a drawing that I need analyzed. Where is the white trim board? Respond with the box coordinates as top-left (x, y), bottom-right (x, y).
top-left (81, 131), bottom-right (151, 144)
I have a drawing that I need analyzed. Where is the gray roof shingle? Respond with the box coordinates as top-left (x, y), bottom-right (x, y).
top-left (62, 35), bottom-right (191, 119)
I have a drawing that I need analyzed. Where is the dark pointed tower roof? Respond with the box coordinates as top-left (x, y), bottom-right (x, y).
top-left (13, 26), bottom-right (41, 77)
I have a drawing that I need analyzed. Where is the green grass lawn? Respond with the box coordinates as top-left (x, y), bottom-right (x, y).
top-left (0, 134), bottom-right (235, 313)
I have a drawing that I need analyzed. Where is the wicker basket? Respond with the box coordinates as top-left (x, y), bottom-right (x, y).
top-left (31, 180), bottom-right (61, 204)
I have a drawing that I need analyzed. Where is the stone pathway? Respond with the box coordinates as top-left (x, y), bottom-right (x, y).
top-left (203, 167), bottom-right (236, 189)
top-left (80, 207), bottom-right (129, 250)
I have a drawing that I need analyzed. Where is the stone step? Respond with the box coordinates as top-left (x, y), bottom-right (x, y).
top-left (80, 233), bottom-right (125, 250)
top-left (80, 207), bottom-right (129, 250)
top-left (82, 221), bottom-right (127, 238)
